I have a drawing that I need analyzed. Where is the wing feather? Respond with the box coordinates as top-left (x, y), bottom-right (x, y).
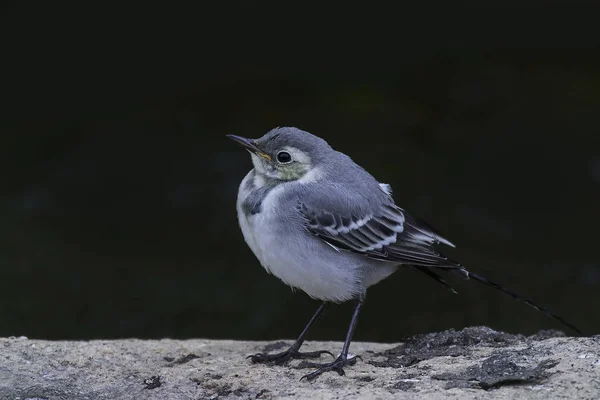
top-left (299, 198), bottom-right (458, 268)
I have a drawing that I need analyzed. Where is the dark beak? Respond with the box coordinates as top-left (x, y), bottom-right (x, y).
top-left (226, 134), bottom-right (272, 161)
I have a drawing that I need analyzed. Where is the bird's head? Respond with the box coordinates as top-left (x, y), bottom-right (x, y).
top-left (227, 127), bottom-right (331, 181)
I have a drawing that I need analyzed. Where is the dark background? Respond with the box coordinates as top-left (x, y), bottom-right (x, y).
top-left (1, 4), bottom-right (599, 342)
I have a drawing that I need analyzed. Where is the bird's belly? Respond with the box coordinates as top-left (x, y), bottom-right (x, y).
top-left (237, 209), bottom-right (362, 302)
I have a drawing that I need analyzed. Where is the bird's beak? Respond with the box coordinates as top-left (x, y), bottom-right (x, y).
top-left (226, 135), bottom-right (272, 161)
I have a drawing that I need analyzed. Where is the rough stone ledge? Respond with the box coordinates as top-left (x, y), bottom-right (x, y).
top-left (1, 327), bottom-right (599, 400)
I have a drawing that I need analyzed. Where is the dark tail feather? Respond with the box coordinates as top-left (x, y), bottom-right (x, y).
top-left (456, 268), bottom-right (582, 335)
top-left (412, 266), bottom-right (458, 294)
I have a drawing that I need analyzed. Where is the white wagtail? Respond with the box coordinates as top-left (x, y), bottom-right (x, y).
top-left (227, 127), bottom-right (581, 381)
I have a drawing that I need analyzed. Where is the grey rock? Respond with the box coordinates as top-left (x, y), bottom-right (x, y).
top-left (0, 327), bottom-right (599, 400)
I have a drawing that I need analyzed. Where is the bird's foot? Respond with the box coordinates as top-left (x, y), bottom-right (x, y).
top-left (247, 346), bottom-right (333, 366)
top-left (298, 355), bottom-right (360, 381)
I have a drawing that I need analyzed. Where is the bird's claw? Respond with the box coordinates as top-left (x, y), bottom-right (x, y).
top-left (299, 355), bottom-right (360, 381)
top-left (247, 349), bottom-right (333, 365)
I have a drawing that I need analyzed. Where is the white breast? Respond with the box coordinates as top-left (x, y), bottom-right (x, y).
top-left (235, 170), bottom-right (367, 302)
top-left (235, 171), bottom-right (285, 274)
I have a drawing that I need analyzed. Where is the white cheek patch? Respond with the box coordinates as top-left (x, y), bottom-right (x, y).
top-left (251, 153), bottom-right (280, 180)
top-left (250, 153), bottom-right (264, 172)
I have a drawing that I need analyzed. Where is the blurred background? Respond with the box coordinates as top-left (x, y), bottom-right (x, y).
top-left (1, 3), bottom-right (599, 342)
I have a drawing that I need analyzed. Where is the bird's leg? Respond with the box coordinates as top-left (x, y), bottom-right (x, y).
top-left (248, 302), bottom-right (333, 365)
top-left (300, 296), bottom-right (364, 381)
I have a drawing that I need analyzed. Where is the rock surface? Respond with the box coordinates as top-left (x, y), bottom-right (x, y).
top-left (1, 327), bottom-right (599, 400)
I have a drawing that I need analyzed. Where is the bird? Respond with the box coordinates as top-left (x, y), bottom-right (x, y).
top-left (227, 127), bottom-right (581, 381)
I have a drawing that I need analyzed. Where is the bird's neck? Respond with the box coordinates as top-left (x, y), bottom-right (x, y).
top-left (240, 170), bottom-right (282, 216)
top-left (252, 169), bottom-right (285, 188)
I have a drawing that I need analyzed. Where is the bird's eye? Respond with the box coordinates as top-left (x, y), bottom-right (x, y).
top-left (276, 151), bottom-right (292, 164)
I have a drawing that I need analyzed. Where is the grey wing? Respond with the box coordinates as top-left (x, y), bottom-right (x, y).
top-left (298, 197), bottom-right (458, 268)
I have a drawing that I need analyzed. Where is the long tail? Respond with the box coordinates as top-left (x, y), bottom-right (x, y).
top-left (453, 267), bottom-right (582, 335)
top-left (412, 266), bottom-right (458, 294)
top-left (401, 217), bottom-right (581, 334)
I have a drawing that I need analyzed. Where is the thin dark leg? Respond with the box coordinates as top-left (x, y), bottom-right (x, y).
top-left (248, 302), bottom-right (333, 365)
top-left (300, 297), bottom-right (365, 381)
top-left (290, 302), bottom-right (329, 351)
